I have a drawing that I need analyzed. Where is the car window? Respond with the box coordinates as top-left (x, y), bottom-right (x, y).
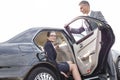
top-left (69, 19), bottom-right (91, 42)
top-left (68, 18), bottom-right (100, 43)
top-left (34, 31), bottom-right (75, 62)
top-left (7, 28), bottom-right (38, 43)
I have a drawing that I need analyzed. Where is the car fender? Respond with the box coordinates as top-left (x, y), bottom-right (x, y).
top-left (23, 62), bottom-right (61, 80)
top-left (111, 49), bottom-right (120, 63)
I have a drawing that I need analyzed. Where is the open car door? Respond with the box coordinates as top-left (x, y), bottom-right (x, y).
top-left (65, 16), bottom-right (115, 76)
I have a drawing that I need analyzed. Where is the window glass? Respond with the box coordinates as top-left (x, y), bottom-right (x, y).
top-left (69, 19), bottom-right (91, 42)
top-left (8, 29), bottom-right (38, 43)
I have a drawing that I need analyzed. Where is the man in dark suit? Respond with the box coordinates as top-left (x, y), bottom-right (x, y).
top-left (44, 31), bottom-right (82, 80)
top-left (79, 1), bottom-right (117, 80)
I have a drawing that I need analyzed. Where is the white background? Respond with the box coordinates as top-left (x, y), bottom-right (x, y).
top-left (0, 0), bottom-right (120, 51)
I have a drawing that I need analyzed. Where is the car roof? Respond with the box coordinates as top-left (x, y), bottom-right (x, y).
top-left (6, 27), bottom-right (64, 43)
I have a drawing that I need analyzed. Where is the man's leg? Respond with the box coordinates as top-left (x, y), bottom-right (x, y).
top-left (107, 51), bottom-right (117, 80)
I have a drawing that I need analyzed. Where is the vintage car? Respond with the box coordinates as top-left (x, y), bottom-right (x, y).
top-left (0, 16), bottom-right (119, 80)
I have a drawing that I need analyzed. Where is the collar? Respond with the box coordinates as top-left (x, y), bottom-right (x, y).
top-left (83, 10), bottom-right (91, 16)
top-left (88, 10), bottom-right (91, 16)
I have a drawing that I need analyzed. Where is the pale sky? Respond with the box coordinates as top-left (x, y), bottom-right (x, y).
top-left (0, 0), bottom-right (120, 51)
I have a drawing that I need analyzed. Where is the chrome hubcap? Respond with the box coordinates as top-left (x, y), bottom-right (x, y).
top-left (34, 72), bottom-right (54, 80)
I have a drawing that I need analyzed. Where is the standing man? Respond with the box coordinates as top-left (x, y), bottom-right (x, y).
top-left (79, 0), bottom-right (117, 80)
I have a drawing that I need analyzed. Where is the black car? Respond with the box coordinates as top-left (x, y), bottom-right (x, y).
top-left (0, 16), bottom-right (119, 80)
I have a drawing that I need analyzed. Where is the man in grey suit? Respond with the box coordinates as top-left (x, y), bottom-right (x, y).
top-left (79, 0), bottom-right (117, 80)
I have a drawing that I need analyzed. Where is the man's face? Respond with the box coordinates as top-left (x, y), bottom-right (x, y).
top-left (80, 4), bottom-right (90, 14)
top-left (48, 32), bottom-right (57, 42)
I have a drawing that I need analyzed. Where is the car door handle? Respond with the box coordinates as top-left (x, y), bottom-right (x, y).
top-left (81, 51), bottom-right (95, 61)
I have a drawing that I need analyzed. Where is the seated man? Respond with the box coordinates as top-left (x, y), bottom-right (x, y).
top-left (44, 31), bottom-right (82, 80)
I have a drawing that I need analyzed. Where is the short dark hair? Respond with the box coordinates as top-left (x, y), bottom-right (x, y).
top-left (47, 31), bottom-right (56, 37)
top-left (79, 0), bottom-right (90, 6)
top-left (47, 31), bottom-right (51, 37)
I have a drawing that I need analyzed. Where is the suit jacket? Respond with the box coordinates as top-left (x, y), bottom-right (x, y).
top-left (90, 11), bottom-right (107, 24)
top-left (44, 40), bottom-right (57, 64)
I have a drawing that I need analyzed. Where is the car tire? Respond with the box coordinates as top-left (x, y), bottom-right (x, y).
top-left (25, 67), bottom-right (58, 80)
top-left (116, 57), bottom-right (120, 80)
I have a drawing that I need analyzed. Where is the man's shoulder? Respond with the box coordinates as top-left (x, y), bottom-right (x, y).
top-left (44, 41), bottom-right (52, 47)
top-left (91, 10), bottom-right (102, 16)
top-left (91, 10), bottom-right (101, 13)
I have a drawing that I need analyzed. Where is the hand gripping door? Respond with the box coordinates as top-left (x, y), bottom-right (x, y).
top-left (65, 16), bottom-right (115, 76)
top-left (65, 17), bottom-right (102, 76)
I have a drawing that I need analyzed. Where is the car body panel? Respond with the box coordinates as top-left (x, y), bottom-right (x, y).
top-left (0, 16), bottom-right (116, 79)
top-left (111, 49), bottom-right (120, 63)
top-left (0, 28), bottom-right (59, 79)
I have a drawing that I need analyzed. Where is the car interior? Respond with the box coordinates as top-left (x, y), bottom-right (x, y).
top-left (34, 31), bottom-right (75, 63)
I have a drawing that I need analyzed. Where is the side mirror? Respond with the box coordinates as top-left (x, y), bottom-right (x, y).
top-left (36, 51), bottom-right (47, 61)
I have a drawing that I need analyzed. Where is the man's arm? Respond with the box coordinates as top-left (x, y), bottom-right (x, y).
top-left (70, 27), bottom-right (85, 34)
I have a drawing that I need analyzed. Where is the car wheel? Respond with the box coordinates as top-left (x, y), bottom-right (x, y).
top-left (26, 67), bottom-right (58, 80)
top-left (116, 57), bottom-right (120, 79)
